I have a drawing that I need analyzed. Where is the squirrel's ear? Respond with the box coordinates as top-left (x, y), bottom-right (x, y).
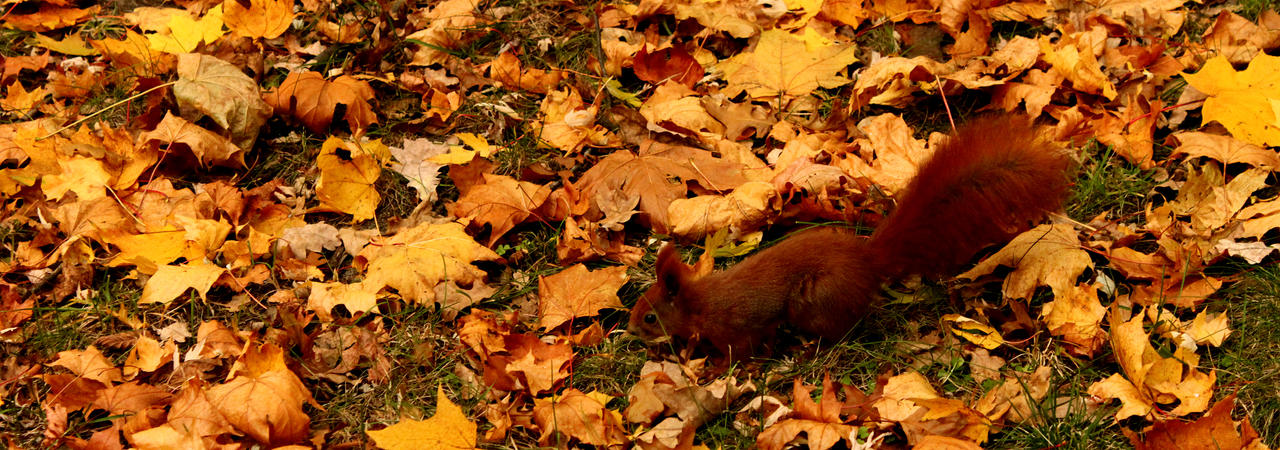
top-left (654, 244), bottom-right (689, 297)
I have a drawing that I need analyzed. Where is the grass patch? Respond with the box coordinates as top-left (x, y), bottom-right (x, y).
top-left (1068, 142), bottom-right (1160, 222)
top-left (1211, 263), bottom-right (1280, 446)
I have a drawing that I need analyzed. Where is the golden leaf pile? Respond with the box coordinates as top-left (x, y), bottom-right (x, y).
top-left (1, 0), bottom-right (1278, 448)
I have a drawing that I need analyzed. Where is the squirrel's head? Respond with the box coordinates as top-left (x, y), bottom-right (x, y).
top-left (628, 244), bottom-right (694, 344)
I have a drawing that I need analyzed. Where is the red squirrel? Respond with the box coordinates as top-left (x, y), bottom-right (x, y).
top-left (627, 115), bottom-right (1073, 359)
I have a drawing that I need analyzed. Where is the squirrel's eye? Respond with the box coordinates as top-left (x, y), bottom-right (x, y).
top-left (644, 313), bottom-right (657, 324)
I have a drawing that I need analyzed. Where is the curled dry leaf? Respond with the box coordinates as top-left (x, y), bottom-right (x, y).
top-left (263, 70), bottom-right (377, 133)
top-left (1087, 306), bottom-right (1217, 421)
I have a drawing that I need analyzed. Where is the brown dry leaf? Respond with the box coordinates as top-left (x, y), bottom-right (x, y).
top-left (556, 216), bottom-right (645, 266)
top-left (1038, 27), bottom-right (1117, 100)
top-left (1129, 394), bottom-right (1264, 450)
top-left (624, 360), bottom-right (753, 431)
top-left (958, 224), bottom-right (1092, 299)
top-left (405, 0), bottom-right (481, 66)
top-left (263, 70), bottom-right (377, 133)
top-left (850, 56), bottom-right (948, 108)
top-left (366, 385), bottom-right (477, 450)
top-left (532, 87), bottom-right (619, 153)
top-left (173, 53), bottom-right (272, 151)
top-left (0, 283), bottom-right (34, 336)
top-left (483, 334), bottom-right (573, 395)
top-left (973, 366), bottom-right (1051, 424)
top-left (356, 222), bottom-right (500, 307)
top-left (448, 173), bottom-right (551, 246)
top-left (756, 375), bottom-right (856, 450)
top-left (41, 155), bottom-right (109, 201)
top-left (164, 379), bottom-right (233, 442)
top-left (1169, 162), bottom-right (1268, 235)
top-left (720, 29), bottom-right (858, 99)
top-left (1171, 132), bottom-right (1280, 169)
top-left (50, 346), bottom-right (122, 385)
top-left (307, 281), bottom-right (379, 321)
top-left (576, 141), bottom-right (748, 233)
top-left (305, 324), bottom-right (392, 384)
top-left (277, 223), bottom-right (340, 259)
top-left (1202, 10), bottom-right (1280, 64)
top-left (834, 113), bottom-right (932, 194)
top-left (914, 435), bottom-right (984, 450)
top-left (141, 112), bottom-right (245, 167)
top-left (207, 343), bottom-right (315, 446)
top-left (139, 260), bottom-right (225, 305)
top-left (122, 336), bottom-right (176, 379)
top-left (3, 5), bottom-right (100, 32)
top-left (532, 389), bottom-right (629, 448)
top-left (314, 137), bottom-right (387, 222)
top-left (634, 45), bottom-right (703, 88)
top-left (90, 30), bottom-right (175, 77)
top-left (1040, 284), bottom-right (1108, 357)
top-left (537, 264), bottom-right (628, 330)
top-left (1087, 307), bottom-right (1217, 421)
top-left (144, 6), bottom-right (223, 54)
top-left (131, 424), bottom-right (208, 449)
top-left (489, 51), bottom-right (566, 94)
top-left (390, 138), bottom-right (449, 202)
top-left (872, 371), bottom-right (940, 422)
top-left (941, 315), bottom-right (1003, 350)
top-left (1182, 54), bottom-right (1280, 147)
top-left (223, 0), bottom-right (294, 40)
top-left (639, 81), bottom-right (726, 139)
top-left (667, 181), bottom-right (779, 240)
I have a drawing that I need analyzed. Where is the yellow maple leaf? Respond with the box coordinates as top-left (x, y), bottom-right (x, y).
top-left (139, 260), bottom-right (225, 305)
top-left (315, 137), bottom-right (386, 222)
top-left (1038, 28), bottom-right (1117, 100)
top-left (356, 222), bottom-right (500, 306)
top-left (1087, 307), bottom-right (1217, 420)
top-left (32, 32), bottom-right (95, 56)
top-left (42, 155), bottom-right (109, 201)
top-left (146, 5), bottom-right (225, 54)
top-left (720, 29), bottom-right (858, 99)
top-left (367, 385), bottom-right (477, 450)
top-left (224, 0), bottom-right (294, 39)
top-left (307, 281), bottom-right (380, 322)
top-left (428, 133), bottom-right (497, 165)
top-left (1182, 53), bottom-right (1280, 147)
top-left (207, 343), bottom-right (315, 445)
top-left (90, 30), bottom-right (174, 77)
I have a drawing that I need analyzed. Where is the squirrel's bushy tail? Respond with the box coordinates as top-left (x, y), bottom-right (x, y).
top-left (867, 115), bottom-right (1074, 278)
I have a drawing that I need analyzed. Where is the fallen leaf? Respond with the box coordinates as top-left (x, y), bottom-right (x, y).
top-left (720, 29), bottom-right (858, 99)
top-left (367, 385), bottom-right (477, 450)
top-left (207, 343), bottom-right (315, 446)
top-left (537, 264), bottom-right (628, 330)
top-left (1182, 53), bottom-right (1280, 147)
top-left (223, 0), bottom-right (294, 40)
top-left (264, 71), bottom-right (377, 133)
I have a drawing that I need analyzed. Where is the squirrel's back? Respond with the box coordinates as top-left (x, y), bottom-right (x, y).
top-left (868, 115), bottom-right (1073, 278)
